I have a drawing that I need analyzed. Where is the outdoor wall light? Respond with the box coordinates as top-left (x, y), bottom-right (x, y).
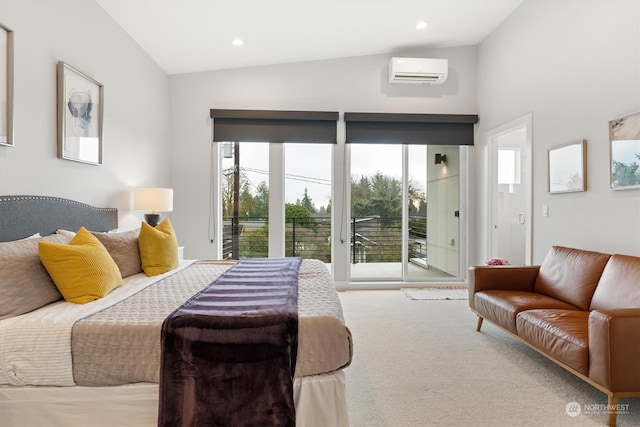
top-left (435, 153), bottom-right (447, 165)
top-left (222, 142), bottom-right (233, 158)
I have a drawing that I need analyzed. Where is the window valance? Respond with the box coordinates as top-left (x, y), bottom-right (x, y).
top-left (344, 112), bottom-right (479, 145)
top-left (210, 109), bottom-right (339, 144)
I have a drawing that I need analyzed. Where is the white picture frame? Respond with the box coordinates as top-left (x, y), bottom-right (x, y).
top-left (0, 22), bottom-right (14, 147)
top-left (548, 139), bottom-right (587, 194)
top-left (610, 111), bottom-right (640, 190)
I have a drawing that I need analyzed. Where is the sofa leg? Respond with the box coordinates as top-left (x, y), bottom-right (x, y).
top-left (476, 316), bottom-right (484, 332)
top-left (608, 396), bottom-right (618, 427)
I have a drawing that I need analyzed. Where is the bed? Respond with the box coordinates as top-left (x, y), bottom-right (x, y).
top-left (0, 195), bottom-right (353, 427)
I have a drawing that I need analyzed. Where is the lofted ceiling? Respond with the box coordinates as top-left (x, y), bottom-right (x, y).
top-left (97, 0), bottom-right (523, 75)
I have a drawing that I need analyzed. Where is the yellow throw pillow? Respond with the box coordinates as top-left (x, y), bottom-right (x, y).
top-left (39, 227), bottom-right (123, 304)
top-left (138, 219), bottom-right (179, 276)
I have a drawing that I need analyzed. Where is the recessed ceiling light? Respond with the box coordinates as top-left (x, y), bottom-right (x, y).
top-left (232, 38), bottom-right (244, 47)
top-left (416, 21), bottom-right (428, 30)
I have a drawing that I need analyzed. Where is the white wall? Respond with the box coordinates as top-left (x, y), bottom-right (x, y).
top-left (426, 145), bottom-right (460, 276)
top-left (476, 0), bottom-right (640, 263)
top-left (0, 0), bottom-right (170, 230)
top-left (4, 0), bottom-right (635, 271)
top-left (168, 46), bottom-right (478, 283)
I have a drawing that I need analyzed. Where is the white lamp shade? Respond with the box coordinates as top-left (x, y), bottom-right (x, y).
top-left (134, 188), bottom-right (174, 212)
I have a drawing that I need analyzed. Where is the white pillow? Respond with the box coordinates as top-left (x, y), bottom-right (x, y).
top-left (0, 234), bottom-right (70, 319)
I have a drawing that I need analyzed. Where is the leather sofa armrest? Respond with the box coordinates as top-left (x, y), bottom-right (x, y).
top-left (468, 265), bottom-right (540, 310)
top-left (589, 309), bottom-right (640, 392)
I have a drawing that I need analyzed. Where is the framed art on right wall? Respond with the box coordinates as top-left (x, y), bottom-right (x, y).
top-left (610, 111), bottom-right (640, 190)
top-left (548, 139), bottom-right (587, 194)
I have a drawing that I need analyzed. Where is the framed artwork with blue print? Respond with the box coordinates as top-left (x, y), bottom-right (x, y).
top-left (57, 61), bottom-right (104, 165)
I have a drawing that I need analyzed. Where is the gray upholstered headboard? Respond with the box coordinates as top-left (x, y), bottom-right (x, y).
top-left (0, 195), bottom-right (118, 242)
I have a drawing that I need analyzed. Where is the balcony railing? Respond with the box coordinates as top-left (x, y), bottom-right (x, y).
top-left (222, 215), bottom-right (427, 265)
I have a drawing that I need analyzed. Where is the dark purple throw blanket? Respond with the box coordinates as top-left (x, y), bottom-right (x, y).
top-left (158, 257), bottom-right (301, 427)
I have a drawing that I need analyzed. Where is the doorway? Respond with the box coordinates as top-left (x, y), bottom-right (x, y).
top-left (348, 143), bottom-right (461, 282)
top-left (486, 113), bottom-right (532, 265)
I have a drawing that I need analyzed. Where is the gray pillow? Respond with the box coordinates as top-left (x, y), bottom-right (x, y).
top-left (91, 229), bottom-right (142, 278)
top-left (0, 234), bottom-right (70, 320)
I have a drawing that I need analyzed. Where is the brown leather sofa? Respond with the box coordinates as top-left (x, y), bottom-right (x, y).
top-left (469, 246), bottom-right (640, 427)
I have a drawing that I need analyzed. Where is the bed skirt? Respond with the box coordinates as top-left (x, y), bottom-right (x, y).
top-left (0, 370), bottom-right (349, 427)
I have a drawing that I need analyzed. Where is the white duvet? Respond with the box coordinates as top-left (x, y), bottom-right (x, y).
top-left (0, 260), bottom-right (195, 387)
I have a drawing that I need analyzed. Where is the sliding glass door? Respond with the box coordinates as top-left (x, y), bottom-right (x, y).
top-left (350, 144), bottom-right (403, 280)
top-left (213, 109), bottom-right (472, 283)
top-left (349, 144), bottom-right (460, 281)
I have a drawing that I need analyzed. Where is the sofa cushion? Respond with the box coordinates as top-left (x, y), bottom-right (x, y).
top-left (533, 246), bottom-right (611, 311)
top-left (590, 254), bottom-right (640, 311)
top-left (516, 309), bottom-right (589, 375)
top-left (474, 290), bottom-right (578, 334)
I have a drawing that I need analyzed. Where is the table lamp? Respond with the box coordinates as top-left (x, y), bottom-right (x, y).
top-left (134, 187), bottom-right (173, 226)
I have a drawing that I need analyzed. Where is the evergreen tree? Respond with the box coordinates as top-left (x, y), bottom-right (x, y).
top-left (253, 181), bottom-right (269, 218)
top-left (300, 187), bottom-right (316, 214)
top-left (612, 154), bottom-right (640, 188)
top-left (285, 203), bottom-right (316, 230)
top-left (239, 181), bottom-right (254, 219)
top-left (368, 172), bottom-right (402, 225)
top-left (350, 175), bottom-right (373, 217)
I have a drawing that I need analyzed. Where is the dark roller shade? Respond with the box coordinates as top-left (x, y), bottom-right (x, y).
top-left (345, 112), bottom-right (478, 145)
top-left (210, 109), bottom-right (339, 144)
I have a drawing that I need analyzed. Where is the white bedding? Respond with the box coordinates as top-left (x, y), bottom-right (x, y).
top-left (0, 258), bottom-right (351, 427)
top-left (0, 371), bottom-right (349, 427)
top-left (0, 260), bottom-right (195, 386)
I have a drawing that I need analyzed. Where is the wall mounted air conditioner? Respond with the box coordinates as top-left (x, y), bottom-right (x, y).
top-left (388, 57), bottom-right (448, 84)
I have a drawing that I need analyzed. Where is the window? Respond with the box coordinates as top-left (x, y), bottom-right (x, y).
top-left (212, 109), bottom-right (337, 261)
top-left (212, 109), bottom-right (476, 284)
top-left (350, 144), bottom-right (403, 279)
top-left (221, 142), bottom-right (269, 259)
top-left (285, 144), bottom-right (332, 262)
top-left (345, 112), bottom-right (476, 283)
top-left (349, 144), bottom-right (460, 281)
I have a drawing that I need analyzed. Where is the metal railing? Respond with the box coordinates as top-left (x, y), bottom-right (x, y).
top-left (222, 215), bottom-right (427, 265)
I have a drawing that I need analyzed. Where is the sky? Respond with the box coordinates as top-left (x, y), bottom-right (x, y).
top-left (222, 143), bottom-right (428, 211)
top-left (221, 143), bottom-right (333, 210)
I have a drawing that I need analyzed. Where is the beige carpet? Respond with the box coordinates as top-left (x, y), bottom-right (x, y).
top-left (339, 290), bottom-right (640, 427)
top-left (402, 287), bottom-right (468, 300)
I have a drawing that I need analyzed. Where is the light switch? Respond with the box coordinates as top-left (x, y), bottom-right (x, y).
top-left (543, 205), bottom-right (549, 217)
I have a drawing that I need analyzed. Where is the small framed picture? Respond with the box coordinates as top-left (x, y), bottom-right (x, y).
top-left (57, 62), bottom-right (103, 165)
top-left (0, 22), bottom-right (14, 147)
top-left (610, 111), bottom-right (640, 190)
top-left (548, 139), bottom-right (587, 194)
